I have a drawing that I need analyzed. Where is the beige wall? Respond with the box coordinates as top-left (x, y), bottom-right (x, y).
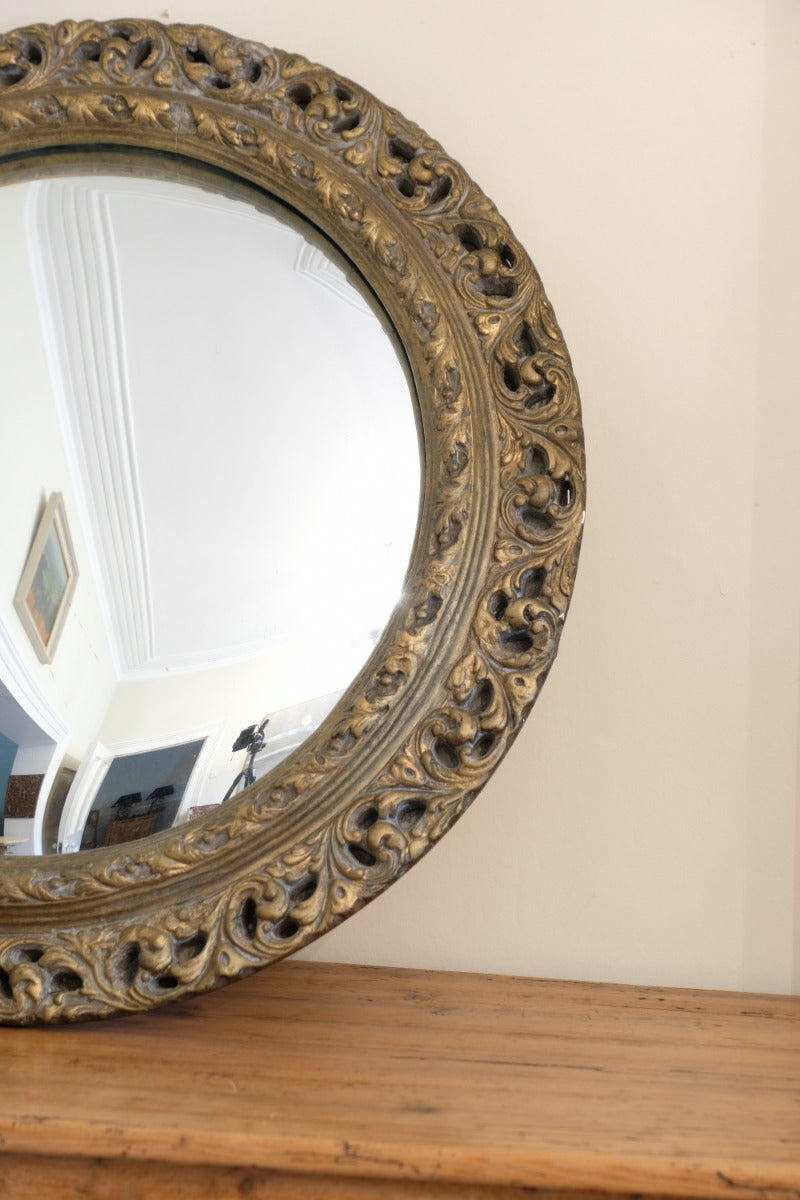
top-left (6, 0), bottom-right (798, 994)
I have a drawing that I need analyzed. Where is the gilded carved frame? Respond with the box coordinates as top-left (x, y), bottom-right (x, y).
top-left (0, 19), bottom-right (584, 1023)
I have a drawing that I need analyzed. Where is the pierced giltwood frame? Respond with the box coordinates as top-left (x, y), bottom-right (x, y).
top-left (0, 19), bottom-right (584, 1023)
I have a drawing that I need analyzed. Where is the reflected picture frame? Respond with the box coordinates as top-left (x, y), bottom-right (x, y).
top-left (13, 493), bottom-right (78, 665)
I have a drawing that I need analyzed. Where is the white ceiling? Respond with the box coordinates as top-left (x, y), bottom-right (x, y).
top-left (25, 174), bottom-right (420, 688)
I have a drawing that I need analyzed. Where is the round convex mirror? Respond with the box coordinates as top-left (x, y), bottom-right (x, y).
top-left (0, 20), bottom-right (583, 1024)
top-left (0, 162), bottom-right (419, 860)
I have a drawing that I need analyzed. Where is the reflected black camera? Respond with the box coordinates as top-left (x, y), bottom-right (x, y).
top-left (231, 725), bottom-right (258, 752)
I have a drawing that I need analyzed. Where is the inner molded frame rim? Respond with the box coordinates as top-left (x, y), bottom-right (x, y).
top-left (0, 145), bottom-right (431, 869)
top-left (0, 101), bottom-right (486, 907)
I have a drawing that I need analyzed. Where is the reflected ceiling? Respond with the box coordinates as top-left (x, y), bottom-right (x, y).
top-left (24, 175), bottom-right (419, 688)
top-left (0, 168), bottom-right (420, 855)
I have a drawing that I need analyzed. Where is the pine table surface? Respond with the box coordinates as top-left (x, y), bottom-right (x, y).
top-left (0, 959), bottom-right (797, 1199)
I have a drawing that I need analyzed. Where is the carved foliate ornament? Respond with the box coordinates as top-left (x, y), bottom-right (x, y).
top-left (0, 20), bottom-right (584, 1022)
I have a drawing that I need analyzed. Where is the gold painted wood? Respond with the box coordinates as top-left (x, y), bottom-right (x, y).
top-left (0, 962), bottom-right (797, 1200)
top-left (0, 21), bottom-right (584, 1022)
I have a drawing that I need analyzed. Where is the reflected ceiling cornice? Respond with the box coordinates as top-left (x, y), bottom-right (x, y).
top-left (23, 174), bottom-right (417, 688)
top-left (294, 241), bottom-right (372, 315)
top-left (0, 616), bottom-right (68, 747)
top-left (25, 178), bottom-right (154, 678)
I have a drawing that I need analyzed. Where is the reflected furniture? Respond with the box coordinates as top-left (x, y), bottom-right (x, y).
top-left (80, 810), bottom-right (100, 851)
top-left (0, 961), bottom-right (796, 1199)
top-left (104, 812), bottom-right (158, 846)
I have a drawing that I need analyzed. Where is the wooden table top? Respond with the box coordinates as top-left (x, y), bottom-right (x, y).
top-left (0, 961), bottom-right (797, 1200)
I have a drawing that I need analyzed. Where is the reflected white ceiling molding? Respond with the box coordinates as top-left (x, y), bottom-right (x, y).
top-left (23, 173), bottom-right (419, 702)
top-left (294, 241), bottom-right (372, 315)
top-left (0, 616), bottom-right (68, 746)
top-left (25, 179), bottom-right (154, 677)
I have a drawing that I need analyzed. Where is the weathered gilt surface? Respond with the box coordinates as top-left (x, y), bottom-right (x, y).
top-left (0, 20), bottom-right (584, 1022)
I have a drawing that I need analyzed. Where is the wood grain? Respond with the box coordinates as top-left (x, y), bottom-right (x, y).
top-left (0, 1155), bottom-right (622, 1200)
top-left (0, 962), bottom-right (797, 1199)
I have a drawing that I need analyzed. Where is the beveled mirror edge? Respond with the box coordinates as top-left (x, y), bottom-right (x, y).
top-left (0, 19), bottom-right (584, 1022)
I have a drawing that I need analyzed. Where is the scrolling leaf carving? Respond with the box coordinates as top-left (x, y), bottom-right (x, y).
top-left (0, 19), bottom-right (584, 1022)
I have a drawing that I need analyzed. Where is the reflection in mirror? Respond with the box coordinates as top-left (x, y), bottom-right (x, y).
top-left (0, 167), bottom-right (419, 858)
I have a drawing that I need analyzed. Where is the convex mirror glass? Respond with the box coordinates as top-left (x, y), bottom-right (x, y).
top-left (0, 165), bottom-right (419, 861)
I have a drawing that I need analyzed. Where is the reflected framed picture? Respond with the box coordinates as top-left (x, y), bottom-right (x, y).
top-left (13, 493), bottom-right (78, 664)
